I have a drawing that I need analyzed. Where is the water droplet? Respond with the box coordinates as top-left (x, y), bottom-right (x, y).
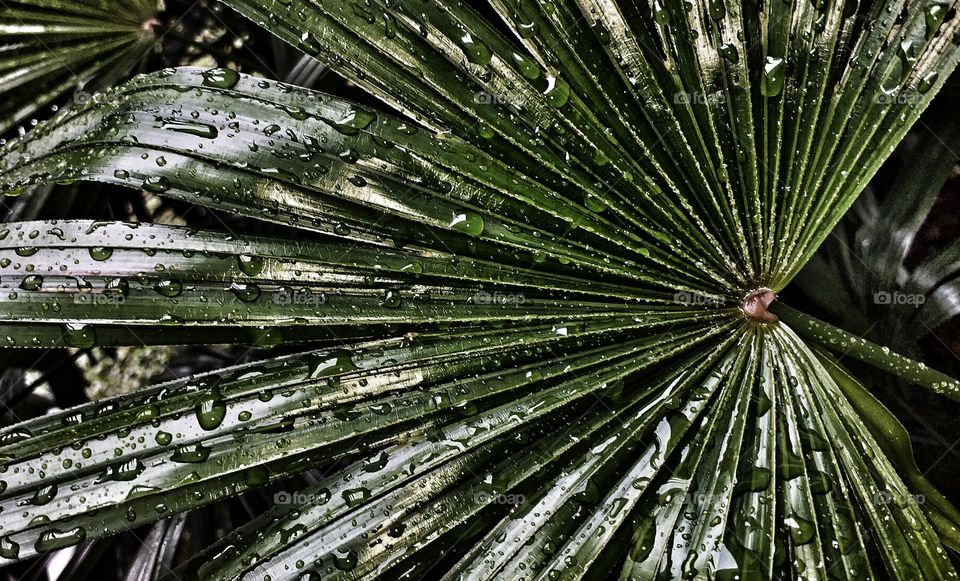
top-left (761, 57), bottom-right (786, 97)
top-left (654, 0), bottom-right (671, 24)
top-left (325, 107), bottom-right (376, 135)
top-left (201, 67), bottom-right (240, 90)
top-left (98, 458), bottom-right (145, 482)
top-left (155, 279), bottom-right (183, 297)
top-left (449, 211), bottom-right (484, 236)
top-left (333, 547), bottom-right (358, 571)
top-left (89, 247), bottom-right (113, 261)
top-left (35, 527), bottom-right (86, 553)
top-left (195, 390), bottom-right (226, 430)
top-left (709, 0), bottom-right (726, 20)
top-left (230, 282), bottom-right (261, 302)
top-left (19, 275), bottom-right (42, 291)
top-left (918, 71), bottom-right (938, 93)
top-left (142, 176), bottom-right (171, 194)
top-left (380, 290), bottom-right (402, 308)
top-left (160, 119), bottom-right (219, 139)
top-left (0, 536), bottom-right (19, 559)
top-left (719, 43), bottom-right (739, 64)
top-left (307, 350), bottom-right (357, 378)
top-left (362, 451), bottom-right (389, 472)
top-left (543, 76), bottom-right (570, 108)
top-left (31, 484), bottom-right (58, 505)
top-left (460, 33), bottom-right (492, 66)
top-left (171, 443), bottom-right (212, 463)
top-left (63, 324), bottom-right (95, 348)
top-left (401, 261), bottom-right (423, 274)
top-left (238, 254), bottom-right (265, 276)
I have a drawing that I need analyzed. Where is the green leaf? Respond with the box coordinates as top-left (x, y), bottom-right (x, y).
top-left (0, 0), bottom-right (158, 136)
top-left (774, 302), bottom-right (960, 402)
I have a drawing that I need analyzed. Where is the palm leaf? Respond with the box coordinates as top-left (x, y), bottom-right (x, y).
top-left (0, 0), bottom-right (158, 136)
top-left (0, 0), bottom-right (959, 579)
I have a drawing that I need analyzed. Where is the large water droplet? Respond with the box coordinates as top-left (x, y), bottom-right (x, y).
top-left (195, 390), bottom-right (226, 430)
top-left (460, 33), bottom-right (492, 66)
top-left (449, 211), bottom-right (484, 236)
top-left (201, 67), bottom-right (241, 90)
top-left (155, 279), bottom-right (183, 297)
top-left (238, 254), bottom-right (265, 276)
top-left (761, 57), bottom-right (786, 97)
top-left (35, 527), bottom-right (86, 553)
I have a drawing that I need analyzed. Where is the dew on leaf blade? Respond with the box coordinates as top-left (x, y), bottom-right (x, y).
top-left (543, 76), bottom-right (571, 108)
top-left (19, 275), bottom-right (42, 291)
top-left (401, 261), bottom-right (423, 274)
top-left (325, 108), bottom-right (376, 135)
top-left (62, 324), bottom-right (95, 348)
top-left (719, 43), bottom-right (739, 64)
top-left (155, 279), bottom-right (183, 297)
top-left (342, 486), bottom-right (371, 508)
top-left (307, 350), bottom-right (357, 378)
top-left (512, 52), bottom-right (540, 80)
top-left (460, 33), bottom-right (492, 66)
top-left (31, 484), bottom-right (57, 505)
top-left (171, 443), bottom-right (212, 463)
top-left (918, 71), bottom-right (938, 93)
top-left (0, 536), bottom-right (18, 560)
top-left (654, 0), bottom-right (671, 24)
top-left (195, 389), bottom-right (227, 430)
top-left (88, 247), bottom-right (112, 261)
top-left (35, 527), bottom-right (85, 553)
top-left (709, 0), bottom-right (726, 20)
top-left (159, 120), bottom-right (218, 139)
top-left (761, 57), bottom-right (786, 97)
top-left (449, 211), bottom-right (484, 236)
top-left (98, 458), bottom-right (145, 482)
top-left (201, 67), bottom-right (240, 90)
top-left (362, 450), bottom-right (390, 472)
top-left (230, 282), bottom-right (261, 302)
top-left (381, 290), bottom-right (402, 308)
top-left (237, 254), bottom-right (265, 276)
top-left (333, 547), bottom-right (359, 571)
top-left (0, 429), bottom-right (31, 445)
top-left (142, 176), bottom-right (171, 194)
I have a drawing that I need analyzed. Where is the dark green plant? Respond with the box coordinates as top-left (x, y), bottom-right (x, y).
top-left (0, 1), bottom-right (959, 579)
top-left (793, 101), bottom-right (960, 356)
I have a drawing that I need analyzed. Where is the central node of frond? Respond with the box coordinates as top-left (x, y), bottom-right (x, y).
top-left (742, 288), bottom-right (778, 323)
